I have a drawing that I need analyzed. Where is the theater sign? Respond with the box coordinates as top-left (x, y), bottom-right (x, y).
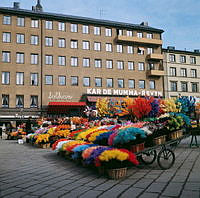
top-left (87, 88), bottom-right (163, 97)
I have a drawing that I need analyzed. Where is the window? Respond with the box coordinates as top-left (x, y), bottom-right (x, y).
top-left (2, 32), bottom-right (11, 43)
top-left (58, 56), bottom-right (66, 66)
top-left (190, 56), bottom-right (196, 64)
top-left (117, 61), bottom-right (124, 70)
top-left (95, 77), bottom-right (102, 87)
top-left (16, 95), bottom-right (24, 108)
top-left (170, 67), bottom-right (176, 76)
top-left (58, 38), bottom-right (66, 48)
top-left (118, 79), bottom-right (124, 88)
top-left (31, 54), bottom-right (38, 64)
top-left (16, 53), bottom-right (24, 64)
top-left (106, 43), bottom-right (112, 52)
top-left (45, 37), bottom-right (53, 46)
top-left (31, 73), bottom-right (38, 86)
top-left (2, 51), bottom-right (10, 62)
top-left (149, 80), bottom-right (155, 89)
top-left (127, 30), bottom-right (133, 37)
top-left (138, 62), bottom-right (145, 71)
top-left (82, 25), bottom-right (89, 34)
top-left (45, 75), bottom-right (53, 85)
top-left (17, 17), bottom-right (25, 27)
top-left (128, 61), bottom-right (134, 70)
top-left (139, 80), bottom-right (145, 89)
top-left (30, 96), bottom-right (38, 108)
top-left (45, 20), bottom-right (53, 29)
top-left (83, 58), bottom-right (90, 67)
top-left (148, 63), bottom-right (154, 70)
top-left (58, 22), bottom-right (65, 31)
top-left (169, 54), bottom-right (176, 62)
top-left (2, 72), bottom-right (10, 84)
top-left (138, 47), bottom-right (145, 55)
top-left (117, 44), bottom-right (123, 53)
top-left (137, 32), bottom-right (143, 38)
top-left (106, 60), bottom-right (113, 69)
top-left (58, 76), bottom-right (66, 86)
top-left (71, 76), bottom-right (78, 86)
top-left (94, 27), bottom-right (101, 35)
top-left (16, 72), bottom-right (24, 85)
top-left (83, 77), bottom-right (90, 87)
top-left (147, 48), bottom-right (153, 54)
top-left (2, 95), bottom-right (9, 108)
top-left (71, 40), bottom-right (78, 49)
top-left (105, 28), bottom-right (112, 36)
top-left (180, 68), bottom-right (187, 77)
top-left (117, 29), bottom-right (123, 36)
top-left (31, 19), bottom-right (39, 28)
top-left (71, 57), bottom-right (78, 67)
top-left (16, 34), bottom-right (25, 44)
top-left (82, 41), bottom-right (90, 50)
top-left (181, 82), bottom-right (188, 92)
top-left (95, 59), bottom-right (102, 68)
top-left (94, 42), bottom-right (101, 51)
top-left (191, 83), bottom-right (198, 92)
top-left (170, 81), bottom-right (177, 91)
top-left (106, 78), bottom-right (113, 88)
top-left (147, 33), bottom-right (153, 39)
top-left (31, 35), bottom-right (39, 45)
top-left (180, 55), bottom-right (186, 63)
top-left (127, 46), bottom-right (133, 54)
top-left (45, 55), bottom-right (53, 65)
top-left (3, 16), bottom-right (11, 25)
top-left (191, 69), bottom-right (197, 78)
top-left (128, 79), bottom-right (135, 88)
top-left (71, 24), bottom-right (78, 32)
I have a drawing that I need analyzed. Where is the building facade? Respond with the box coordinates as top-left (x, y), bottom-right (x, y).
top-left (163, 47), bottom-right (200, 100)
top-left (0, 2), bottom-right (164, 120)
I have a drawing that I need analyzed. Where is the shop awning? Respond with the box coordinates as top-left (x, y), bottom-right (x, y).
top-left (48, 102), bottom-right (86, 106)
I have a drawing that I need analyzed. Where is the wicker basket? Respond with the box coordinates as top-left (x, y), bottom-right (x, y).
top-left (98, 167), bottom-right (106, 175)
top-left (130, 143), bottom-right (145, 153)
top-left (169, 130), bottom-right (183, 140)
top-left (176, 130), bottom-right (183, 138)
top-left (107, 167), bottom-right (127, 179)
top-left (153, 135), bottom-right (166, 145)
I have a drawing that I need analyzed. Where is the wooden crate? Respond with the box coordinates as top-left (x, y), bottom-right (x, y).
top-left (153, 135), bottom-right (166, 145)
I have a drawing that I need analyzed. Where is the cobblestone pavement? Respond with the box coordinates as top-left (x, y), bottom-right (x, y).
top-left (0, 138), bottom-right (200, 198)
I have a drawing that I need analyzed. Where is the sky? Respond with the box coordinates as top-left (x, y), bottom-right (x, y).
top-left (1, 0), bottom-right (200, 51)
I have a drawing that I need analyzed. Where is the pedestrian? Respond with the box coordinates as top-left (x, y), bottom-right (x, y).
top-left (0, 127), bottom-right (2, 139)
top-left (25, 117), bottom-right (32, 134)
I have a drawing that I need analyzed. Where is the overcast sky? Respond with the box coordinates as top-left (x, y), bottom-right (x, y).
top-left (1, 0), bottom-right (200, 51)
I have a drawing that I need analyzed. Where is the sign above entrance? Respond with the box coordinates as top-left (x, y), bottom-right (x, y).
top-left (86, 88), bottom-right (163, 97)
top-left (48, 92), bottom-right (73, 100)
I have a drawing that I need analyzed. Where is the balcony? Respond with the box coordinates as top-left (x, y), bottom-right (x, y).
top-left (116, 35), bottom-right (163, 45)
top-left (147, 69), bottom-right (164, 77)
top-left (147, 54), bottom-right (163, 61)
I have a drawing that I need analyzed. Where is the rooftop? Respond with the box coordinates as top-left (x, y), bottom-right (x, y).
top-left (0, 6), bottom-right (164, 33)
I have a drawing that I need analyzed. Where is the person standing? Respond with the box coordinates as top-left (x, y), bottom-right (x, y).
top-left (25, 117), bottom-right (32, 134)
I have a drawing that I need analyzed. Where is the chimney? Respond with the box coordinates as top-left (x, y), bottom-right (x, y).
top-left (13, 2), bottom-right (20, 9)
top-left (194, 49), bottom-right (200, 53)
top-left (167, 46), bottom-right (175, 50)
top-left (140, 21), bottom-right (148, 26)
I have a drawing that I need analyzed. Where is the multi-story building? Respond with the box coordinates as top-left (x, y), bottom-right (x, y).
top-left (0, 1), bottom-right (164, 120)
top-left (163, 47), bottom-right (200, 101)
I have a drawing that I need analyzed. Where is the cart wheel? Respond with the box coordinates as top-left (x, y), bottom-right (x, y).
top-left (157, 148), bottom-right (175, 170)
top-left (139, 150), bottom-right (157, 165)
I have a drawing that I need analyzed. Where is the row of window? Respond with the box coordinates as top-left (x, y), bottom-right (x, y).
top-left (2, 94), bottom-right (38, 108)
top-left (1, 72), bottom-right (155, 89)
top-left (170, 81), bottom-right (199, 92)
top-left (2, 33), bottom-right (154, 54)
top-left (2, 52), bottom-right (154, 70)
top-left (3, 15), bottom-right (154, 39)
top-left (169, 67), bottom-right (198, 78)
top-left (169, 54), bottom-right (197, 64)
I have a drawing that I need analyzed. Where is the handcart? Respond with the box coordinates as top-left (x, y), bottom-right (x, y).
top-left (136, 133), bottom-right (190, 170)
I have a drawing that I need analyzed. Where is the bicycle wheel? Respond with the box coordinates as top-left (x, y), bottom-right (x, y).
top-left (157, 148), bottom-right (175, 170)
top-left (139, 150), bottom-right (157, 165)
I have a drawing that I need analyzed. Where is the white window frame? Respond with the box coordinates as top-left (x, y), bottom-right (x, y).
top-left (147, 33), bottom-right (153, 39)
top-left (71, 76), bottom-right (78, 86)
top-left (45, 20), bottom-right (53, 30)
top-left (58, 76), bottom-right (66, 86)
top-left (106, 60), bottom-right (113, 69)
top-left (58, 22), bottom-right (65, 31)
top-left (31, 35), bottom-right (39, 45)
top-left (16, 34), bottom-right (25, 44)
top-left (117, 79), bottom-right (124, 88)
top-left (127, 30), bottom-right (133, 37)
top-left (117, 61), bottom-right (124, 70)
top-left (191, 69), bottom-right (197, 78)
top-left (82, 25), bottom-right (89, 34)
top-left (2, 72), bottom-right (10, 84)
top-left (31, 73), bottom-right (38, 86)
top-left (128, 79), bottom-right (135, 88)
top-left (16, 53), bottom-right (24, 64)
top-left (2, 94), bottom-right (9, 108)
top-left (139, 80), bottom-right (145, 89)
top-left (138, 62), bottom-right (145, 71)
top-left (31, 54), bottom-right (38, 65)
top-left (137, 32), bottom-right (143, 38)
top-left (71, 24), bottom-right (78, 32)
top-left (71, 40), bottom-right (78, 49)
top-left (106, 43), bottom-right (112, 52)
top-left (127, 46), bottom-right (133, 54)
top-left (2, 51), bottom-right (10, 62)
top-left (3, 16), bottom-right (11, 25)
top-left (71, 57), bottom-right (78, 67)
top-left (16, 72), bottom-right (24, 85)
top-left (82, 41), bottom-right (90, 50)
top-left (105, 28), bottom-right (112, 37)
top-left (117, 44), bottom-right (123, 53)
top-left (3, 32), bottom-right (11, 43)
top-left (58, 56), bottom-right (66, 66)
top-left (128, 61), bottom-right (134, 70)
top-left (45, 37), bottom-right (53, 47)
top-left (17, 17), bottom-right (25, 27)
top-left (149, 80), bottom-right (155, 89)
top-left (95, 77), bottom-right (102, 87)
top-left (83, 77), bottom-right (90, 87)
top-left (94, 42), bottom-right (101, 51)
top-left (58, 38), bottom-right (66, 48)
top-left (31, 19), bottom-right (39, 28)
top-left (30, 95), bottom-right (38, 108)
top-left (45, 75), bottom-right (53, 85)
top-left (106, 78), bottom-right (113, 88)
top-left (83, 58), bottom-right (90, 67)
top-left (95, 59), bottom-right (102, 68)
top-left (45, 55), bottom-right (53, 65)
top-left (94, 27), bottom-right (101, 35)
top-left (16, 95), bottom-right (24, 108)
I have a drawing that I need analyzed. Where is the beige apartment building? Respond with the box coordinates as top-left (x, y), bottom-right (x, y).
top-left (163, 47), bottom-right (200, 101)
top-left (0, 1), bottom-right (164, 120)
